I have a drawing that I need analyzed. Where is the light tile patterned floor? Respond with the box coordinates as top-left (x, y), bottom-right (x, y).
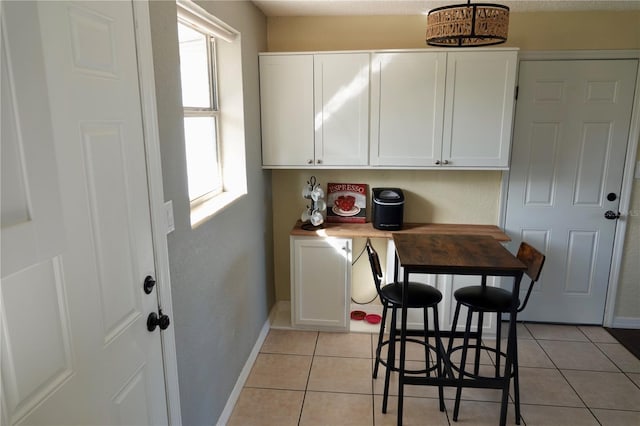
top-left (228, 324), bottom-right (640, 425)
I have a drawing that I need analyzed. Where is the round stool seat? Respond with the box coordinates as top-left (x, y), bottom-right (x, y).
top-left (454, 286), bottom-right (517, 312)
top-left (381, 282), bottom-right (443, 308)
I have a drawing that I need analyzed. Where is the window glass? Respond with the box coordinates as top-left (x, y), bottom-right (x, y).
top-left (183, 116), bottom-right (221, 201)
top-left (178, 23), bottom-right (211, 109)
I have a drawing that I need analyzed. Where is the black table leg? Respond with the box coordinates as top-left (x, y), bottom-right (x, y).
top-left (397, 268), bottom-right (409, 426)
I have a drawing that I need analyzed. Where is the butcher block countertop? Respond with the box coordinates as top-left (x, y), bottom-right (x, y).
top-left (290, 221), bottom-right (511, 242)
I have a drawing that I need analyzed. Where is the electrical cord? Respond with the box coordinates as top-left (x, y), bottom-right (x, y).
top-left (351, 238), bottom-right (380, 305)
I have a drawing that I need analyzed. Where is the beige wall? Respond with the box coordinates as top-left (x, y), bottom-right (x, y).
top-left (267, 12), bottom-right (640, 52)
top-left (267, 11), bottom-right (640, 321)
top-left (272, 170), bottom-right (502, 303)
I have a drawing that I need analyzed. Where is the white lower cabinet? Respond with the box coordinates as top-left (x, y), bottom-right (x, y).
top-left (290, 236), bottom-right (352, 331)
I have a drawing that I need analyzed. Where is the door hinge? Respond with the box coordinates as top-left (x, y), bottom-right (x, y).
top-left (515, 85), bottom-right (519, 100)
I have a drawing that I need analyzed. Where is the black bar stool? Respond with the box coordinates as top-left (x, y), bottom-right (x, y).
top-left (365, 239), bottom-right (445, 414)
top-left (447, 241), bottom-right (545, 425)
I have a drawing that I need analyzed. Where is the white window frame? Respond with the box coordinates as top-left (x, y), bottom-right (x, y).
top-left (176, 0), bottom-right (247, 228)
top-left (179, 21), bottom-right (222, 203)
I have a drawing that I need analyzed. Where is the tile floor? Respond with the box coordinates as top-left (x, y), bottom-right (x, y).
top-left (228, 323), bottom-right (640, 425)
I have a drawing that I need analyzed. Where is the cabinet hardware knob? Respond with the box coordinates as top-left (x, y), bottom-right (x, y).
top-left (442, 160), bottom-right (450, 165)
top-left (435, 160), bottom-right (441, 165)
top-left (307, 159), bottom-right (313, 164)
top-left (316, 159), bottom-right (322, 164)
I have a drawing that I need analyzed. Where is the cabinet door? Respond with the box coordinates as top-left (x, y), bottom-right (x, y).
top-left (442, 51), bottom-right (517, 168)
top-left (371, 52), bottom-right (446, 166)
top-left (314, 54), bottom-right (370, 166)
top-left (291, 237), bottom-right (351, 330)
top-left (259, 55), bottom-right (314, 166)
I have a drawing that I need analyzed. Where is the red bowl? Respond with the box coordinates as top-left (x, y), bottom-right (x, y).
top-left (365, 314), bottom-right (382, 324)
top-left (350, 310), bottom-right (366, 321)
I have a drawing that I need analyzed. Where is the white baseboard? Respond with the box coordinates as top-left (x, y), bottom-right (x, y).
top-left (269, 300), bottom-right (293, 329)
top-left (611, 316), bottom-right (640, 329)
top-left (216, 316), bottom-right (271, 426)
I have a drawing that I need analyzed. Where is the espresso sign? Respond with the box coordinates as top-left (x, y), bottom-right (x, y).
top-left (326, 183), bottom-right (367, 223)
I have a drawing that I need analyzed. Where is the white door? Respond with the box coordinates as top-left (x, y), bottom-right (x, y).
top-left (1, 2), bottom-right (169, 424)
top-left (504, 59), bottom-right (638, 324)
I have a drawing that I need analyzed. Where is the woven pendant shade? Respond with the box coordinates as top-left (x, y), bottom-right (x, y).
top-left (426, 1), bottom-right (509, 47)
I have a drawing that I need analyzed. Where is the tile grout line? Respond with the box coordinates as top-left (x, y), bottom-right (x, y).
top-left (527, 323), bottom-right (604, 424)
top-left (370, 332), bottom-right (377, 426)
top-left (297, 331), bottom-right (320, 426)
top-left (572, 327), bottom-right (608, 425)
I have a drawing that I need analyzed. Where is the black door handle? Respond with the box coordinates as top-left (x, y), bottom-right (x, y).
top-left (604, 210), bottom-right (621, 220)
top-left (147, 309), bottom-right (170, 332)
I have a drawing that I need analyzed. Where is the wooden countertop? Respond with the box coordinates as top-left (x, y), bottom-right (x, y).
top-left (393, 234), bottom-right (524, 272)
top-left (290, 221), bottom-right (511, 241)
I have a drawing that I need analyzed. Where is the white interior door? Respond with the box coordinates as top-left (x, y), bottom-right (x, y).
top-left (1, 2), bottom-right (168, 424)
top-left (504, 59), bottom-right (638, 324)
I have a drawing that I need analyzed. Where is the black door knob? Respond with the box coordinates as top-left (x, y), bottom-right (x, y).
top-left (607, 192), bottom-right (618, 202)
top-left (604, 210), bottom-right (621, 220)
top-left (143, 276), bottom-right (156, 294)
top-left (147, 310), bottom-right (170, 332)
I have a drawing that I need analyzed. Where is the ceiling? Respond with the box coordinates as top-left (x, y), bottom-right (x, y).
top-left (252, 0), bottom-right (640, 16)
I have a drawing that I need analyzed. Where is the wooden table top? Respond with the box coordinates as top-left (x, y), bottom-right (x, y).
top-left (393, 233), bottom-right (526, 275)
top-left (290, 221), bottom-right (511, 241)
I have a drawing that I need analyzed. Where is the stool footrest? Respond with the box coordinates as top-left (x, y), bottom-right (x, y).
top-left (446, 344), bottom-right (515, 380)
top-left (375, 337), bottom-right (441, 375)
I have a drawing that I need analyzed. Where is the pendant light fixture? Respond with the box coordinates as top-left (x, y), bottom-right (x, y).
top-left (426, 0), bottom-right (509, 47)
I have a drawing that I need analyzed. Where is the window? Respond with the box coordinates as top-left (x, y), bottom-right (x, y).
top-left (177, 22), bottom-right (222, 202)
top-left (176, 0), bottom-right (247, 227)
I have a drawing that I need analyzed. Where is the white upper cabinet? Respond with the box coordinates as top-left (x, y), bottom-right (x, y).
top-left (371, 49), bottom-right (517, 168)
top-left (259, 53), bottom-right (369, 168)
top-left (259, 54), bottom-right (314, 167)
top-left (314, 53), bottom-right (370, 166)
top-left (370, 51), bottom-right (447, 166)
top-left (442, 50), bottom-right (518, 168)
top-left (259, 49), bottom-right (518, 169)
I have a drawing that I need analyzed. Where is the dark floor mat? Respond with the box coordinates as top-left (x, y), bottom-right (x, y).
top-left (605, 328), bottom-right (640, 360)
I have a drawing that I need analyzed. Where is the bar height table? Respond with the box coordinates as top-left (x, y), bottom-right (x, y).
top-left (392, 233), bottom-right (527, 426)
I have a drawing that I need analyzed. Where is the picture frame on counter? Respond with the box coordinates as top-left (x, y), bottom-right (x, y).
top-left (326, 183), bottom-right (367, 223)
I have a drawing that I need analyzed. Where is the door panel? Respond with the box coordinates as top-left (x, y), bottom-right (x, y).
top-left (1, 2), bottom-right (168, 424)
top-left (0, 3), bottom-right (65, 277)
top-left (505, 59), bottom-right (638, 324)
top-left (81, 123), bottom-right (142, 341)
top-left (2, 258), bottom-right (74, 423)
top-left (565, 231), bottom-right (597, 294)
